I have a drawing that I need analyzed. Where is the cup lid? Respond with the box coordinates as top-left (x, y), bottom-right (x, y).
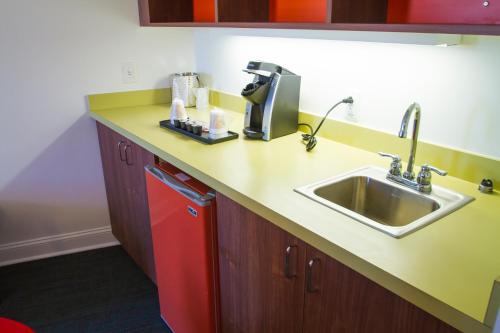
top-left (174, 72), bottom-right (198, 77)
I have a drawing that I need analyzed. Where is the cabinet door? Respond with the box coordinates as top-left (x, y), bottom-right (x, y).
top-left (96, 122), bottom-right (129, 244)
top-left (123, 139), bottom-right (156, 282)
top-left (216, 193), bottom-right (305, 333)
top-left (303, 245), bottom-right (459, 333)
top-left (96, 123), bottom-right (156, 282)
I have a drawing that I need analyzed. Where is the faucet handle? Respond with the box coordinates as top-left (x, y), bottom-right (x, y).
top-left (422, 164), bottom-right (447, 176)
top-left (417, 164), bottom-right (448, 186)
top-left (378, 152), bottom-right (402, 176)
top-left (378, 152), bottom-right (401, 161)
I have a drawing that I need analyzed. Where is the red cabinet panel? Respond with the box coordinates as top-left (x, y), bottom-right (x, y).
top-left (388, 0), bottom-right (500, 24)
top-left (269, 0), bottom-right (327, 23)
top-left (194, 0), bottom-right (215, 22)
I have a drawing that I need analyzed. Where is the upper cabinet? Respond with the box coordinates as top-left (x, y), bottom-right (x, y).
top-left (138, 0), bottom-right (500, 35)
top-left (387, 0), bottom-right (500, 25)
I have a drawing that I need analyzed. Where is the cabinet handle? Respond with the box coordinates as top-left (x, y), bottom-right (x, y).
top-left (117, 141), bottom-right (126, 161)
top-left (306, 258), bottom-right (320, 293)
top-left (145, 166), bottom-right (215, 207)
top-left (284, 245), bottom-right (297, 279)
top-left (124, 144), bottom-right (133, 166)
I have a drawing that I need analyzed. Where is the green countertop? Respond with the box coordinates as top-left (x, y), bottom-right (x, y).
top-left (89, 102), bottom-right (499, 333)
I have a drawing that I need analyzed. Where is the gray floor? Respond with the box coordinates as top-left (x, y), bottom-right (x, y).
top-left (0, 246), bottom-right (171, 333)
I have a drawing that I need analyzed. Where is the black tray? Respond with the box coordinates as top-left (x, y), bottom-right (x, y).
top-left (159, 120), bottom-right (239, 144)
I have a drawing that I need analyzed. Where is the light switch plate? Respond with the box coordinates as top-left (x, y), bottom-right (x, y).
top-left (121, 62), bottom-right (137, 84)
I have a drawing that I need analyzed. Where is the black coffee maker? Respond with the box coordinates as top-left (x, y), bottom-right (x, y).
top-left (241, 61), bottom-right (301, 141)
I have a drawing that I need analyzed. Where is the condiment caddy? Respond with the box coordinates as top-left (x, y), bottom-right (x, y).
top-left (159, 119), bottom-right (238, 144)
top-left (160, 99), bottom-right (238, 144)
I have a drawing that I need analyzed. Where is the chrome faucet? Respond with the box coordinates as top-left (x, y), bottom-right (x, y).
top-left (399, 102), bottom-right (421, 180)
top-left (379, 103), bottom-right (447, 194)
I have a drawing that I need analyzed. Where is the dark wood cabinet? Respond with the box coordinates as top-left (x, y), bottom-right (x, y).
top-left (146, 0), bottom-right (194, 23)
top-left (332, 0), bottom-right (388, 23)
top-left (302, 245), bottom-right (459, 333)
top-left (216, 193), bottom-right (460, 333)
top-left (217, 0), bottom-right (270, 22)
top-left (216, 193), bottom-right (306, 333)
top-left (96, 122), bottom-right (156, 283)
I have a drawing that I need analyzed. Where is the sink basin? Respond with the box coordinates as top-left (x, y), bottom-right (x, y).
top-left (313, 176), bottom-right (441, 227)
top-left (295, 166), bottom-right (474, 238)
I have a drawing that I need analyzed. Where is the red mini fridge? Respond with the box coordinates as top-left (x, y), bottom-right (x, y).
top-left (145, 161), bottom-right (219, 333)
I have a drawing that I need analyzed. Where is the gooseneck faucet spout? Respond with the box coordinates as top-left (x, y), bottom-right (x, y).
top-left (379, 102), bottom-right (447, 193)
top-left (399, 102), bottom-right (421, 180)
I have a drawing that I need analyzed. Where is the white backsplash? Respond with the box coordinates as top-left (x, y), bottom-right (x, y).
top-left (194, 28), bottom-right (500, 158)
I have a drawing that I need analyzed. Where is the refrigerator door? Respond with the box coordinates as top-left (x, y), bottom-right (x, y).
top-left (145, 165), bottom-right (217, 333)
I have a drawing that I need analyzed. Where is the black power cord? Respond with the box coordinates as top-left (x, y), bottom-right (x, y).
top-left (299, 96), bottom-right (354, 152)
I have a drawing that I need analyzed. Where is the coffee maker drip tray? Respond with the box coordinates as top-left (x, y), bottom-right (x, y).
top-left (243, 127), bottom-right (265, 139)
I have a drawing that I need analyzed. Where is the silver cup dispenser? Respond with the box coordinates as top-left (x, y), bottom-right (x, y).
top-left (241, 61), bottom-right (301, 141)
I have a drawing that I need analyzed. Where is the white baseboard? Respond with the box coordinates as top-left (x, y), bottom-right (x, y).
top-left (0, 226), bottom-right (119, 267)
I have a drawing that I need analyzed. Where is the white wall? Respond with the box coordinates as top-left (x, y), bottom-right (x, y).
top-left (194, 28), bottom-right (500, 158)
top-left (0, 0), bottom-right (195, 263)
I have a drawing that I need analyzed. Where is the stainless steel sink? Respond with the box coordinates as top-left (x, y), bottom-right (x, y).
top-left (295, 166), bottom-right (474, 238)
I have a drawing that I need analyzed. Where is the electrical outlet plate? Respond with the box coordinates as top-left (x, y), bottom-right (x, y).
top-left (344, 90), bottom-right (361, 123)
top-left (345, 104), bottom-right (357, 122)
top-left (121, 62), bottom-right (137, 84)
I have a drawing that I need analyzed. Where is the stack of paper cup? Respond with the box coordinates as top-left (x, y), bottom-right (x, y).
top-left (170, 98), bottom-right (188, 125)
top-left (209, 108), bottom-right (228, 136)
top-left (195, 87), bottom-right (209, 110)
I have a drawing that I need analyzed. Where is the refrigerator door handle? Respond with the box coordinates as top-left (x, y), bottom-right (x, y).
top-left (145, 165), bottom-right (215, 207)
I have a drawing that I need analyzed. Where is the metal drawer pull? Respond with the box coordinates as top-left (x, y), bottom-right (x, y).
top-left (145, 165), bottom-right (215, 207)
top-left (117, 141), bottom-right (126, 161)
top-left (124, 144), bottom-right (133, 166)
top-left (284, 245), bottom-right (297, 279)
top-left (306, 258), bottom-right (320, 293)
